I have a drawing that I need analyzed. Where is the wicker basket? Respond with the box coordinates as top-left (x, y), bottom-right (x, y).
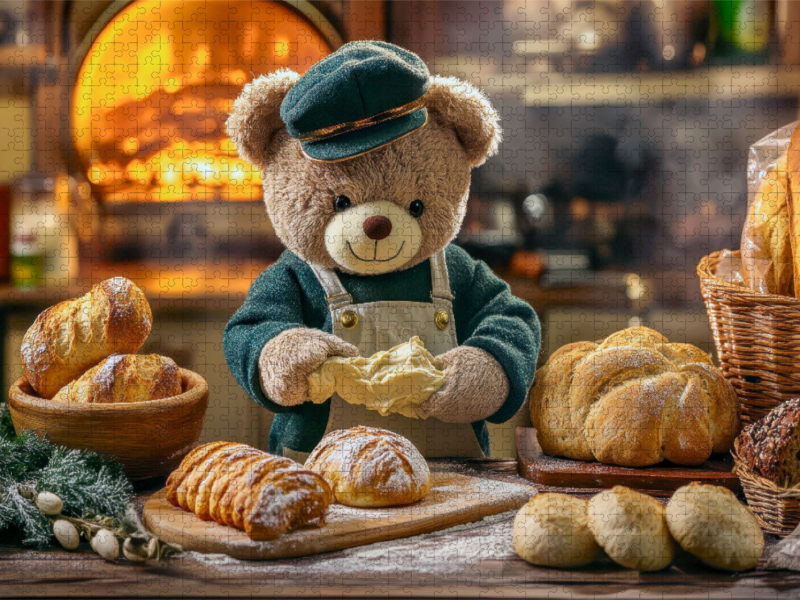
top-left (697, 250), bottom-right (800, 426)
top-left (732, 439), bottom-right (800, 536)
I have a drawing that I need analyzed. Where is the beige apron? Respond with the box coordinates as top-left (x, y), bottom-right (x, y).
top-left (283, 250), bottom-right (485, 462)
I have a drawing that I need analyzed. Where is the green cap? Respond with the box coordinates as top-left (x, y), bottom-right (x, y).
top-left (280, 41), bottom-right (430, 162)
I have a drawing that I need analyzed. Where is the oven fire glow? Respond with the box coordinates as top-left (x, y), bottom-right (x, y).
top-left (72, 0), bottom-right (331, 203)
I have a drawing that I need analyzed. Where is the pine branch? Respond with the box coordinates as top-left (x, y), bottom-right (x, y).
top-left (38, 447), bottom-right (132, 519)
top-left (0, 402), bottom-right (17, 442)
top-left (0, 431), bottom-right (52, 481)
top-left (0, 477), bottom-right (51, 548)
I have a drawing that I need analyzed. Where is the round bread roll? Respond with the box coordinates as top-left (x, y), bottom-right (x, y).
top-left (512, 493), bottom-right (601, 568)
top-left (304, 426), bottom-right (430, 507)
top-left (588, 486), bottom-right (675, 571)
top-left (666, 483), bottom-right (764, 572)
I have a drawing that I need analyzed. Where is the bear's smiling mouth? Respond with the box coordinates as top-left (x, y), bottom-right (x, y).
top-left (346, 240), bottom-right (406, 262)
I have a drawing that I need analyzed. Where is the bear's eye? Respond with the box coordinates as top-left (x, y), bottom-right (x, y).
top-left (409, 199), bottom-right (425, 218)
top-left (333, 195), bottom-right (351, 212)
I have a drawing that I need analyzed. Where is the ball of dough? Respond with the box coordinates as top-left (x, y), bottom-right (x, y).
top-left (304, 426), bottom-right (430, 507)
top-left (512, 493), bottom-right (601, 568)
top-left (588, 486), bottom-right (675, 571)
top-left (666, 483), bottom-right (764, 572)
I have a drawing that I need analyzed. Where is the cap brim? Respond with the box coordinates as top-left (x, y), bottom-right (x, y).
top-left (300, 108), bottom-right (428, 162)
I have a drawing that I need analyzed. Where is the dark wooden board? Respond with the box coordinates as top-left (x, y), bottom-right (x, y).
top-left (516, 427), bottom-right (741, 497)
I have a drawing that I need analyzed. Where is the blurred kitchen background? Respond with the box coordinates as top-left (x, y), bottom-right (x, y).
top-left (0, 0), bottom-right (797, 456)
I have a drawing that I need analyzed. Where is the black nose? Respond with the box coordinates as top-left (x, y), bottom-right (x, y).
top-left (363, 216), bottom-right (392, 240)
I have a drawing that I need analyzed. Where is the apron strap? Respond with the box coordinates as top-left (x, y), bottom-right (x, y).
top-left (309, 263), bottom-right (353, 310)
top-left (310, 250), bottom-right (452, 309)
top-left (430, 249), bottom-right (455, 302)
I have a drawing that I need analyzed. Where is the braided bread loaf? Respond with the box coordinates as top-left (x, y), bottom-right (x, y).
top-left (532, 327), bottom-right (740, 467)
top-left (304, 426), bottom-right (431, 507)
top-left (166, 442), bottom-right (332, 540)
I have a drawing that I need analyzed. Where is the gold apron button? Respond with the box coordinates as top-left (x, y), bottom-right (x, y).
top-left (340, 310), bottom-right (359, 329)
top-left (435, 310), bottom-right (450, 330)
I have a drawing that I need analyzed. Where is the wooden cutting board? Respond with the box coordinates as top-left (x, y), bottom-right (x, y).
top-left (516, 427), bottom-right (741, 497)
top-left (142, 471), bottom-right (533, 560)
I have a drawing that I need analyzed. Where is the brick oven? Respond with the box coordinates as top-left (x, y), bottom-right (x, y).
top-left (50, 0), bottom-right (349, 264)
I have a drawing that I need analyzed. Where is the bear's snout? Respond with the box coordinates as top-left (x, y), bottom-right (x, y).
top-left (324, 200), bottom-right (422, 275)
top-left (363, 216), bottom-right (393, 240)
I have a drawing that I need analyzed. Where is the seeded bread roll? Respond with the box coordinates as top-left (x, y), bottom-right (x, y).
top-left (512, 493), bottom-right (601, 568)
top-left (304, 426), bottom-right (430, 507)
top-left (165, 442), bottom-right (332, 541)
top-left (21, 277), bottom-right (152, 398)
top-left (736, 399), bottom-right (800, 487)
top-left (52, 354), bottom-right (181, 404)
top-left (666, 483), bottom-right (764, 572)
top-left (588, 486), bottom-right (675, 572)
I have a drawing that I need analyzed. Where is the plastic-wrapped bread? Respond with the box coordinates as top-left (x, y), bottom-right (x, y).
top-left (21, 277), bottom-right (152, 398)
top-left (740, 152), bottom-right (793, 295)
top-left (788, 125), bottom-right (800, 298)
top-left (165, 442), bottom-right (332, 540)
top-left (52, 354), bottom-right (181, 403)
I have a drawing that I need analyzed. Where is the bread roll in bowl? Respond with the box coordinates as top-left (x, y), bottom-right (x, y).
top-left (52, 354), bottom-right (181, 403)
top-left (21, 277), bottom-right (152, 398)
top-left (304, 426), bottom-right (431, 507)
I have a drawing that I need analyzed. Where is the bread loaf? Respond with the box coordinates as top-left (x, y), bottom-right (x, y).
top-left (741, 152), bottom-right (793, 295)
top-left (166, 442), bottom-right (332, 541)
top-left (52, 354), bottom-right (181, 403)
top-left (512, 493), bottom-right (601, 568)
top-left (588, 486), bottom-right (675, 572)
top-left (787, 125), bottom-right (800, 297)
top-left (736, 399), bottom-right (800, 487)
top-left (304, 426), bottom-right (430, 507)
top-left (21, 277), bottom-right (152, 398)
top-left (531, 327), bottom-right (740, 467)
top-left (666, 483), bottom-right (764, 572)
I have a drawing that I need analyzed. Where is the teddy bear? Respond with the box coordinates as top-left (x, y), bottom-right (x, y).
top-left (223, 41), bottom-right (541, 460)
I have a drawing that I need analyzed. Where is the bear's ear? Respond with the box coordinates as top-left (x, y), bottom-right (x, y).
top-left (425, 76), bottom-right (502, 167)
top-left (226, 69), bottom-right (299, 169)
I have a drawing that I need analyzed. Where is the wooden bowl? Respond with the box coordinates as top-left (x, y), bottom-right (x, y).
top-left (8, 369), bottom-right (209, 481)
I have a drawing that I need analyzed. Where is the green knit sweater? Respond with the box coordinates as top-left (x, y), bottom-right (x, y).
top-left (223, 244), bottom-right (541, 456)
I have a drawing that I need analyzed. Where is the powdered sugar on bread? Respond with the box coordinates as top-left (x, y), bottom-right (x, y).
top-left (305, 426), bottom-right (431, 507)
top-left (166, 442), bottom-right (332, 541)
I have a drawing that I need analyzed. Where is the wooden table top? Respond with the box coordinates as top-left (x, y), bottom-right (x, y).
top-left (1, 459), bottom-right (796, 599)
